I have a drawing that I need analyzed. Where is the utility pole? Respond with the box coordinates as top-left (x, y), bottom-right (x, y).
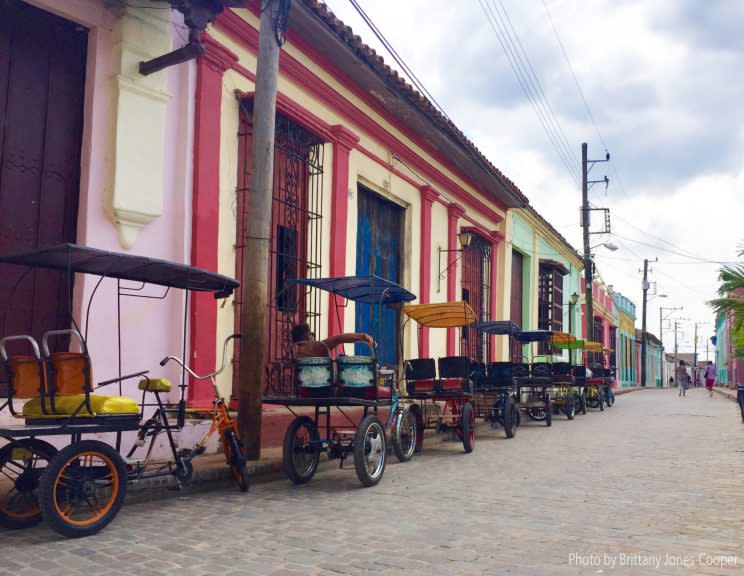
top-left (581, 143), bottom-right (593, 342)
top-left (673, 321), bottom-right (680, 367)
top-left (580, 144), bottom-right (610, 342)
top-left (693, 322), bottom-right (698, 387)
top-left (640, 259), bottom-right (649, 387)
top-left (238, 0), bottom-right (291, 459)
top-left (660, 306), bottom-right (681, 388)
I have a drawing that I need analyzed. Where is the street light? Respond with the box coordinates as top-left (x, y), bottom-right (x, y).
top-left (436, 231), bottom-right (473, 293)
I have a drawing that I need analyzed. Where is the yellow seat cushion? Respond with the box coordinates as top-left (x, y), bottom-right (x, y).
top-left (22, 394), bottom-right (139, 417)
top-left (138, 378), bottom-right (172, 393)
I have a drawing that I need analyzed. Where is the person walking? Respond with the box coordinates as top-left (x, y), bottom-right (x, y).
top-left (704, 361), bottom-right (716, 397)
top-left (676, 360), bottom-right (689, 397)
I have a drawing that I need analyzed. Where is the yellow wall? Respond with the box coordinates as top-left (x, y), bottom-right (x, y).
top-left (210, 14), bottom-right (505, 395)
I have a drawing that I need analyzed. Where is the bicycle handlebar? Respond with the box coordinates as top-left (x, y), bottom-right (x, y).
top-left (160, 333), bottom-right (242, 379)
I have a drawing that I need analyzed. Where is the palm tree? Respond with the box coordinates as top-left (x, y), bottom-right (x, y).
top-left (708, 248), bottom-right (744, 357)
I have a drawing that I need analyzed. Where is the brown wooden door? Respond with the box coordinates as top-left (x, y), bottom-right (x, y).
top-left (510, 251), bottom-right (524, 329)
top-left (0, 1), bottom-right (86, 388)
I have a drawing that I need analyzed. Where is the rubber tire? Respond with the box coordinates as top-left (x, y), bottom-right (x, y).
top-left (564, 393), bottom-right (575, 420)
top-left (526, 407), bottom-right (547, 421)
top-left (578, 392), bottom-right (587, 415)
top-left (545, 397), bottom-right (552, 427)
top-left (392, 409), bottom-right (416, 462)
top-left (225, 430), bottom-right (250, 492)
top-left (39, 440), bottom-right (127, 538)
top-left (409, 404), bottom-right (425, 453)
top-left (503, 396), bottom-right (517, 439)
top-left (0, 439), bottom-right (57, 529)
top-left (353, 415), bottom-right (386, 487)
top-left (460, 402), bottom-right (475, 453)
top-left (605, 388), bottom-right (615, 407)
top-left (283, 416), bottom-right (321, 485)
top-left (598, 389), bottom-right (605, 411)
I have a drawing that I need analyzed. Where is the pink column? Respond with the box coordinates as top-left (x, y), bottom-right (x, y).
top-left (446, 203), bottom-right (465, 355)
top-left (418, 185), bottom-right (439, 358)
top-left (327, 125), bottom-right (359, 338)
top-left (488, 230), bottom-right (505, 361)
top-left (189, 35), bottom-right (237, 408)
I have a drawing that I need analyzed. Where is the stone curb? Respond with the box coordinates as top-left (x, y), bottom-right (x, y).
top-left (711, 386), bottom-right (738, 403)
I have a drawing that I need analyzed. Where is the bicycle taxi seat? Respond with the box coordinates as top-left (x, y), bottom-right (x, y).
top-left (1, 330), bottom-right (149, 425)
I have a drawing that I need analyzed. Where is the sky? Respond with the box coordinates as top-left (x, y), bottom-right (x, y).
top-left (321, 0), bottom-right (744, 360)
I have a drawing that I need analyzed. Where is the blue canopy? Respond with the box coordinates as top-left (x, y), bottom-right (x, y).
top-left (293, 275), bottom-right (416, 304)
top-left (516, 329), bottom-right (553, 342)
top-left (474, 321), bottom-right (521, 336)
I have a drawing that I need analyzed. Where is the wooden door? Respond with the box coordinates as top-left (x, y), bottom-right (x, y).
top-left (460, 233), bottom-right (491, 362)
top-left (0, 1), bottom-right (86, 390)
top-left (510, 251), bottom-right (523, 329)
top-left (355, 187), bottom-right (403, 366)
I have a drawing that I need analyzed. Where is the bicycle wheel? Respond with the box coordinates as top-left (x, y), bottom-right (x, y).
top-left (39, 440), bottom-right (127, 538)
top-left (460, 401), bottom-right (475, 453)
top-left (391, 408), bottom-right (416, 462)
top-left (283, 416), bottom-right (321, 484)
top-left (0, 439), bottom-right (57, 529)
top-left (353, 415), bottom-right (386, 487)
top-left (223, 429), bottom-right (250, 492)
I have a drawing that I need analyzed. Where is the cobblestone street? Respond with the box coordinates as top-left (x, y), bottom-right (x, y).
top-left (2, 389), bottom-right (743, 576)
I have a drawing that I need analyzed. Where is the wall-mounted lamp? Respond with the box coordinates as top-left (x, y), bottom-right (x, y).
top-left (570, 292), bottom-right (580, 305)
top-left (436, 231), bottom-right (473, 293)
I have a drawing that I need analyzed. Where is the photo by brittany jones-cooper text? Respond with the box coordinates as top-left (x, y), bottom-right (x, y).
top-left (568, 552), bottom-right (739, 569)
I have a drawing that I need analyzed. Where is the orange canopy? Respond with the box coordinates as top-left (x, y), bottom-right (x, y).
top-left (402, 302), bottom-right (476, 328)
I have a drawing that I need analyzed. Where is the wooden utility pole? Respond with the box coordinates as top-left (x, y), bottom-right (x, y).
top-left (640, 258), bottom-right (649, 387)
top-left (581, 143), bottom-right (593, 342)
top-left (238, 0), bottom-right (290, 459)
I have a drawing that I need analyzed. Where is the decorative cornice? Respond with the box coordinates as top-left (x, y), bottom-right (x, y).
top-left (200, 33), bottom-right (238, 75)
top-left (490, 230), bottom-right (506, 244)
top-left (419, 184), bottom-right (440, 205)
top-left (329, 124), bottom-right (360, 152)
top-left (447, 202), bottom-right (466, 220)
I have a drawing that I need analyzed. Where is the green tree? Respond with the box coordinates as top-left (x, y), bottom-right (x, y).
top-left (708, 248), bottom-right (744, 357)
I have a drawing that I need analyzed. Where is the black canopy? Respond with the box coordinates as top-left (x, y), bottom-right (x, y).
top-left (474, 320), bottom-right (522, 336)
top-left (0, 244), bottom-right (239, 298)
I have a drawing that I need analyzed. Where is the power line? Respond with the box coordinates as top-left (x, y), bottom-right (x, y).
top-left (477, 0), bottom-right (580, 186)
top-left (346, 0), bottom-right (527, 207)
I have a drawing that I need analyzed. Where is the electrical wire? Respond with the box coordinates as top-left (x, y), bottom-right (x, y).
top-left (477, 0), bottom-right (580, 186)
top-left (345, 0), bottom-right (525, 206)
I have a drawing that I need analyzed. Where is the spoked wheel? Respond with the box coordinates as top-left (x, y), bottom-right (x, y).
top-left (545, 396), bottom-right (552, 427)
top-left (283, 416), bottom-right (321, 485)
top-left (587, 391), bottom-right (599, 409)
top-left (503, 396), bottom-right (518, 439)
top-left (526, 407), bottom-right (546, 421)
top-left (564, 393), bottom-right (576, 420)
top-left (0, 439), bottom-right (57, 529)
top-left (392, 408), bottom-right (416, 462)
top-left (459, 401), bottom-right (475, 453)
top-left (354, 415), bottom-right (386, 487)
top-left (598, 388), bottom-right (605, 411)
top-left (39, 440), bottom-right (127, 538)
top-left (409, 404), bottom-right (425, 453)
top-left (223, 429), bottom-right (250, 492)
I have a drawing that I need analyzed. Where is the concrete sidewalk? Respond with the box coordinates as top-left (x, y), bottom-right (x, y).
top-left (126, 386), bottom-right (646, 504)
top-left (712, 385), bottom-right (739, 402)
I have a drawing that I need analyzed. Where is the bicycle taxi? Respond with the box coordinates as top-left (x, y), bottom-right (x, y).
top-left (0, 244), bottom-right (248, 538)
top-left (541, 331), bottom-right (580, 420)
top-left (574, 341), bottom-right (606, 411)
top-left (470, 320), bottom-right (522, 438)
top-left (400, 301), bottom-right (477, 453)
top-left (264, 274), bottom-right (417, 488)
top-left (510, 330), bottom-right (559, 426)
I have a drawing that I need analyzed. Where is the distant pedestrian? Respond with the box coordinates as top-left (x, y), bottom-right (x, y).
top-left (704, 361), bottom-right (716, 397)
top-left (676, 361), bottom-right (689, 397)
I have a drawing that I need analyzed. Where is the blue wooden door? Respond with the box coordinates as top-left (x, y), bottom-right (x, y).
top-left (355, 187), bottom-right (403, 366)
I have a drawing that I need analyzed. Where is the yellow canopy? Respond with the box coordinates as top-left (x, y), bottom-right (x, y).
top-left (602, 347), bottom-right (614, 354)
top-left (402, 302), bottom-right (476, 328)
top-left (583, 341), bottom-right (604, 352)
top-left (550, 332), bottom-right (576, 344)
